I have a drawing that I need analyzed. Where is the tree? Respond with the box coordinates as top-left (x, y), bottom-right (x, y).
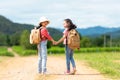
top-left (0, 32), bottom-right (7, 46)
top-left (10, 32), bottom-right (21, 46)
top-left (20, 30), bottom-right (36, 49)
top-left (6, 35), bottom-right (11, 46)
top-left (81, 37), bottom-right (91, 47)
top-left (92, 36), bottom-right (104, 47)
top-left (47, 41), bottom-right (52, 49)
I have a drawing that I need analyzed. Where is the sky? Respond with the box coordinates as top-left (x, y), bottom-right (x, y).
top-left (0, 0), bottom-right (120, 28)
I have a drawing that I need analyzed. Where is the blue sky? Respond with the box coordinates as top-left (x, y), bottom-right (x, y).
top-left (0, 0), bottom-right (120, 28)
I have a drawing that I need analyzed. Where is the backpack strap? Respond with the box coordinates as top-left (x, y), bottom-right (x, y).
top-left (39, 27), bottom-right (42, 39)
top-left (66, 29), bottom-right (73, 46)
top-left (66, 36), bottom-right (68, 45)
top-left (37, 27), bottom-right (42, 54)
top-left (66, 30), bottom-right (69, 45)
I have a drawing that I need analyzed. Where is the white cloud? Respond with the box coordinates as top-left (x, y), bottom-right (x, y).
top-left (0, 0), bottom-right (120, 28)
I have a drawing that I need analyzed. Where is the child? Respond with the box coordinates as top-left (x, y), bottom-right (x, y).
top-left (37, 17), bottom-right (55, 74)
top-left (54, 19), bottom-right (77, 75)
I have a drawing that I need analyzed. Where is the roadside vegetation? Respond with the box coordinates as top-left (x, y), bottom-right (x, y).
top-left (48, 47), bottom-right (120, 53)
top-left (12, 46), bottom-right (36, 56)
top-left (52, 52), bottom-right (120, 80)
top-left (0, 47), bottom-right (14, 57)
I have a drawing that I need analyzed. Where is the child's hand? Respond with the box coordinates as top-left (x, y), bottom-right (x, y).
top-left (52, 41), bottom-right (57, 45)
top-left (53, 41), bottom-right (58, 45)
top-left (51, 39), bottom-right (57, 45)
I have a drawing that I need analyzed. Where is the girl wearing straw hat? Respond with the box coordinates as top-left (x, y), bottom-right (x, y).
top-left (37, 16), bottom-right (56, 74)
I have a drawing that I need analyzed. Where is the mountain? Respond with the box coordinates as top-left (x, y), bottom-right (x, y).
top-left (0, 15), bottom-right (119, 39)
top-left (0, 15), bottom-right (62, 39)
top-left (0, 15), bottom-right (34, 34)
top-left (57, 26), bottom-right (120, 37)
top-left (77, 26), bottom-right (120, 36)
top-left (105, 30), bottom-right (120, 39)
top-left (47, 27), bottom-right (62, 40)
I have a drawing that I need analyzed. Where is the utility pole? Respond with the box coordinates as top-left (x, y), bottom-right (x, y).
top-left (104, 35), bottom-right (106, 47)
top-left (110, 34), bottom-right (112, 47)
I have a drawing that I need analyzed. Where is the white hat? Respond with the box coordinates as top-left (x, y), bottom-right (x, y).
top-left (39, 16), bottom-right (50, 24)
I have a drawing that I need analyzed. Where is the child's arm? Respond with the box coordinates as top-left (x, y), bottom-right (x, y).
top-left (51, 39), bottom-right (56, 44)
top-left (41, 28), bottom-right (56, 43)
top-left (41, 28), bottom-right (52, 41)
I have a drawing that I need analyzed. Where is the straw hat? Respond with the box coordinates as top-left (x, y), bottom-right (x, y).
top-left (39, 16), bottom-right (50, 24)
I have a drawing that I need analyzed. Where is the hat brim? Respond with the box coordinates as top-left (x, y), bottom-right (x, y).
top-left (39, 20), bottom-right (50, 24)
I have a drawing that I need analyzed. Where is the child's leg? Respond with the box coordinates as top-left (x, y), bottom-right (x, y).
top-left (38, 44), bottom-right (42, 73)
top-left (41, 41), bottom-right (47, 73)
top-left (69, 50), bottom-right (76, 68)
top-left (65, 45), bottom-right (71, 72)
top-left (69, 48), bottom-right (76, 74)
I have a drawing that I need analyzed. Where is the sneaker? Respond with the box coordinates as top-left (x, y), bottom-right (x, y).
top-left (64, 71), bottom-right (70, 75)
top-left (41, 72), bottom-right (48, 75)
top-left (70, 69), bottom-right (77, 75)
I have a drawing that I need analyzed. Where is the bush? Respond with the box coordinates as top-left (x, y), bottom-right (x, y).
top-left (12, 46), bottom-right (37, 56)
top-left (48, 47), bottom-right (65, 53)
top-left (20, 30), bottom-right (37, 50)
top-left (0, 47), bottom-right (14, 57)
top-left (48, 47), bottom-right (120, 54)
top-left (10, 32), bottom-right (21, 46)
top-left (0, 32), bottom-right (7, 46)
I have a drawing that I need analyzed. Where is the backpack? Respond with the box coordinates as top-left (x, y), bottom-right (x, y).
top-left (30, 27), bottom-right (41, 44)
top-left (67, 29), bottom-right (80, 50)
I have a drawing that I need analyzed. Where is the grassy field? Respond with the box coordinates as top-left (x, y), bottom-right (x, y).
top-left (0, 47), bottom-right (14, 57)
top-left (48, 47), bottom-right (120, 53)
top-left (76, 52), bottom-right (120, 79)
top-left (12, 46), bottom-right (37, 56)
top-left (12, 46), bottom-right (120, 55)
top-left (52, 52), bottom-right (120, 80)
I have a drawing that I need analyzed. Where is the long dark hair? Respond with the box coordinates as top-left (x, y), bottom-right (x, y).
top-left (36, 23), bottom-right (42, 29)
top-left (64, 19), bottom-right (77, 31)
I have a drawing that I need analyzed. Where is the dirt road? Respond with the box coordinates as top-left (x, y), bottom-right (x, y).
top-left (0, 48), bottom-right (110, 80)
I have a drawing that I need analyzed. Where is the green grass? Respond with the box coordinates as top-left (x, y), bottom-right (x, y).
top-left (12, 46), bottom-right (120, 56)
top-left (52, 52), bottom-right (120, 80)
top-left (12, 46), bottom-right (37, 56)
top-left (48, 47), bottom-right (120, 53)
top-left (75, 52), bottom-right (120, 79)
top-left (0, 47), bottom-right (14, 57)
top-left (48, 47), bottom-right (65, 53)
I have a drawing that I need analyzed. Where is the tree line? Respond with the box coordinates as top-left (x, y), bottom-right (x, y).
top-left (1, 29), bottom-right (120, 50)
top-left (1, 15), bottom-right (120, 49)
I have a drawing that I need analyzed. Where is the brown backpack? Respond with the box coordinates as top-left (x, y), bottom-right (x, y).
top-left (30, 27), bottom-right (41, 44)
top-left (67, 29), bottom-right (80, 50)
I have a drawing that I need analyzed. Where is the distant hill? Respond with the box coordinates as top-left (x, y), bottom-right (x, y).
top-left (80, 27), bottom-right (120, 39)
top-left (1, 15), bottom-right (119, 39)
top-left (77, 26), bottom-right (120, 36)
top-left (58, 26), bottom-right (120, 38)
top-left (105, 30), bottom-right (120, 39)
top-left (0, 15), bottom-right (34, 34)
top-left (0, 15), bottom-right (62, 39)
top-left (47, 27), bottom-right (62, 40)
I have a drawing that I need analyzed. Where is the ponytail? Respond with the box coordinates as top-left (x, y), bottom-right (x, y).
top-left (64, 19), bottom-right (77, 31)
top-left (69, 24), bottom-right (77, 31)
top-left (36, 23), bottom-right (42, 29)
